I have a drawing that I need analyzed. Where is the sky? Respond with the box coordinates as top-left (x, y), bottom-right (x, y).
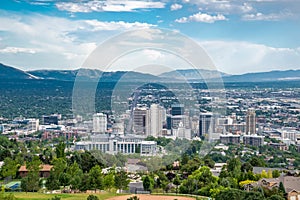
top-left (0, 0), bottom-right (300, 74)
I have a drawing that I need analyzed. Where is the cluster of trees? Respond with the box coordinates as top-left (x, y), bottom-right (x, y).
top-left (18, 142), bottom-right (131, 193)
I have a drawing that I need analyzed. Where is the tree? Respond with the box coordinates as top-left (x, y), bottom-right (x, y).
top-left (241, 162), bottom-right (253, 173)
top-left (66, 162), bottom-right (83, 191)
top-left (46, 170), bottom-right (60, 191)
top-left (261, 170), bottom-right (268, 178)
top-left (114, 170), bottom-right (129, 191)
top-left (173, 175), bottom-right (181, 194)
top-left (227, 158), bottom-right (241, 179)
top-left (21, 156), bottom-right (41, 192)
top-left (0, 157), bottom-right (18, 179)
top-left (250, 157), bottom-right (265, 167)
top-left (278, 182), bottom-right (286, 195)
top-left (88, 165), bottom-right (104, 192)
top-left (143, 175), bottom-right (153, 192)
top-left (104, 172), bottom-right (115, 191)
top-left (55, 142), bottom-right (66, 159)
top-left (272, 170), bottom-right (280, 178)
top-left (215, 189), bottom-right (245, 200)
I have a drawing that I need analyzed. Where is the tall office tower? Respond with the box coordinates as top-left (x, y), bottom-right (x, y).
top-left (166, 115), bottom-right (172, 130)
top-left (93, 113), bottom-right (107, 133)
top-left (246, 108), bottom-right (256, 135)
top-left (199, 112), bottom-right (213, 137)
top-left (171, 104), bottom-right (184, 116)
top-left (149, 104), bottom-right (165, 137)
top-left (133, 107), bottom-right (150, 135)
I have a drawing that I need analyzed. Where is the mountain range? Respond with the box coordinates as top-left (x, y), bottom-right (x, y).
top-left (1, 63), bottom-right (300, 82)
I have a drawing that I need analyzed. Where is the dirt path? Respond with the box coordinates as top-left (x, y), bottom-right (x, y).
top-left (107, 194), bottom-right (196, 200)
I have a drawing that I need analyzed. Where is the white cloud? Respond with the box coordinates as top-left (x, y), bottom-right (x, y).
top-left (142, 49), bottom-right (164, 60)
top-left (200, 40), bottom-right (300, 74)
top-left (0, 12), bottom-right (155, 70)
top-left (170, 3), bottom-right (183, 11)
top-left (176, 12), bottom-right (227, 23)
top-left (181, 0), bottom-right (253, 14)
top-left (0, 47), bottom-right (38, 54)
top-left (56, 0), bottom-right (165, 13)
top-left (242, 12), bottom-right (290, 21)
top-left (84, 20), bottom-right (155, 31)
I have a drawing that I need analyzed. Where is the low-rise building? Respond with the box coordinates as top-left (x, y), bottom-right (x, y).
top-left (243, 135), bottom-right (264, 147)
top-left (220, 134), bottom-right (240, 145)
top-left (269, 142), bottom-right (289, 151)
top-left (75, 134), bottom-right (157, 156)
top-left (19, 164), bottom-right (53, 178)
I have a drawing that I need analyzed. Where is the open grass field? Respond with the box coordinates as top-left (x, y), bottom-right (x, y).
top-left (106, 194), bottom-right (197, 200)
top-left (12, 192), bottom-right (122, 200)
top-left (10, 193), bottom-right (200, 200)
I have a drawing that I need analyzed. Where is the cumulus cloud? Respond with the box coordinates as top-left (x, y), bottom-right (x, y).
top-left (170, 3), bottom-right (183, 11)
top-left (84, 20), bottom-right (155, 31)
top-left (0, 12), bottom-right (155, 70)
top-left (200, 40), bottom-right (300, 74)
top-left (175, 12), bottom-right (227, 23)
top-left (56, 0), bottom-right (165, 12)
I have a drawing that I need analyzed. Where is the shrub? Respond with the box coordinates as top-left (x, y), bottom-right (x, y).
top-left (87, 194), bottom-right (99, 200)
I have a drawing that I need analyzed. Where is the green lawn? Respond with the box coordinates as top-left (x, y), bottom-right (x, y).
top-left (11, 192), bottom-right (122, 200)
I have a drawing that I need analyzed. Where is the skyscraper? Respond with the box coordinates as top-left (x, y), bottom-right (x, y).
top-left (133, 107), bottom-right (150, 135)
top-left (93, 113), bottom-right (107, 133)
top-left (199, 112), bottom-right (213, 137)
top-left (149, 104), bottom-right (165, 137)
top-left (246, 108), bottom-right (256, 135)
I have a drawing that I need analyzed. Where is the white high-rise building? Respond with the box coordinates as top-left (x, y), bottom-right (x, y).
top-left (149, 104), bottom-right (165, 137)
top-left (246, 108), bottom-right (256, 135)
top-left (93, 113), bottom-right (107, 133)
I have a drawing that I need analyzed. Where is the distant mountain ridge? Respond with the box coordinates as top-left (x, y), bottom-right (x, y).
top-left (0, 63), bottom-right (38, 79)
top-left (159, 69), bottom-right (229, 81)
top-left (0, 63), bottom-right (299, 82)
top-left (222, 70), bottom-right (300, 82)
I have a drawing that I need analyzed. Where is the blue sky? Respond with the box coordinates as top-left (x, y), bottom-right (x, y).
top-left (0, 0), bottom-right (300, 74)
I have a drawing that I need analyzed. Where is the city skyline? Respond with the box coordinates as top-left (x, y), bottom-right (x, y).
top-left (0, 0), bottom-right (300, 74)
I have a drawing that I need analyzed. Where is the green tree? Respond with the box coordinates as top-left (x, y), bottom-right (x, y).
top-left (215, 189), bottom-right (245, 200)
top-left (114, 170), bottom-right (129, 191)
top-left (46, 170), bottom-right (60, 190)
top-left (0, 157), bottom-right (18, 179)
top-left (104, 172), bottom-right (115, 191)
top-left (143, 175), bottom-right (153, 192)
top-left (55, 142), bottom-right (66, 159)
top-left (272, 170), bottom-right (280, 178)
top-left (21, 156), bottom-right (41, 192)
top-left (278, 182), bottom-right (286, 195)
top-left (173, 174), bottom-right (181, 194)
top-left (227, 158), bottom-right (241, 179)
top-left (88, 165), bottom-right (104, 192)
top-left (241, 162), bottom-right (253, 172)
top-left (67, 162), bottom-right (83, 191)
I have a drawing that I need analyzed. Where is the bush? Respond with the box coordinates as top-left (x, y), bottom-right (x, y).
top-left (0, 193), bottom-right (17, 200)
top-left (87, 194), bottom-right (99, 200)
top-left (127, 196), bottom-right (140, 200)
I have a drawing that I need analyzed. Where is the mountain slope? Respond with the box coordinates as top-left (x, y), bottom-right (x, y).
top-left (159, 69), bottom-right (228, 81)
top-left (223, 70), bottom-right (300, 82)
top-left (0, 63), bottom-right (38, 79)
